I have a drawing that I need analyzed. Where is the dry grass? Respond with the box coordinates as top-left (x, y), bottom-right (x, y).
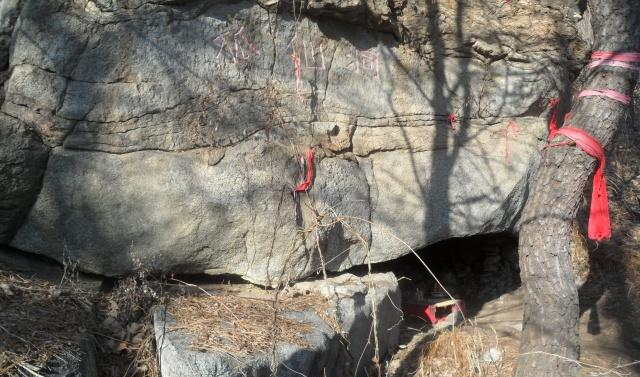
top-left (0, 265), bottom-right (334, 376)
top-left (95, 271), bottom-right (162, 377)
top-left (415, 326), bottom-right (517, 377)
top-left (167, 288), bottom-right (331, 356)
top-left (0, 266), bottom-right (162, 377)
top-left (0, 270), bottom-right (96, 376)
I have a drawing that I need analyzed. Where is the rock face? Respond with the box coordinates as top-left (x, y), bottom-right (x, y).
top-left (154, 272), bottom-right (401, 377)
top-left (289, 272), bottom-right (402, 370)
top-left (0, 0), bottom-right (587, 284)
top-left (0, 114), bottom-right (48, 243)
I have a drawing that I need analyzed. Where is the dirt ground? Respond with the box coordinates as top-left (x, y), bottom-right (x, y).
top-left (387, 286), bottom-right (640, 377)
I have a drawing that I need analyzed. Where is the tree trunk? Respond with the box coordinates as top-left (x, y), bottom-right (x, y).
top-left (515, 1), bottom-right (640, 376)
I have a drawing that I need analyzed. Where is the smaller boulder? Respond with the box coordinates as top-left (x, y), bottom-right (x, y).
top-left (154, 272), bottom-right (401, 377)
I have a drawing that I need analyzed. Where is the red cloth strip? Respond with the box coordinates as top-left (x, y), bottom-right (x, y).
top-left (548, 127), bottom-right (610, 241)
top-left (591, 51), bottom-right (640, 62)
top-left (546, 98), bottom-right (611, 241)
top-left (578, 89), bottom-right (631, 105)
top-left (295, 148), bottom-right (314, 192)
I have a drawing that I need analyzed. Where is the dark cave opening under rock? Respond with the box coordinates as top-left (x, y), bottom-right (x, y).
top-left (364, 232), bottom-right (522, 319)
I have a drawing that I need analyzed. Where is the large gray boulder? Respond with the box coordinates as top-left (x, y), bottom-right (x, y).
top-left (1, 0), bottom-right (587, 284)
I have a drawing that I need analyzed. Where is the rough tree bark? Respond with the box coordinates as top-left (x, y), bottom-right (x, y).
top-left (515, 1), bottom-right (640, 377)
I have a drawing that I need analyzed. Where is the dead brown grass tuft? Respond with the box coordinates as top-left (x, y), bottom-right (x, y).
top-left (415, 326), bottom-right (517, 377)
top-left (0, 270), bottom-right (96, 375)
top-left (95, 270), bottom-right (162, 377)
top-left (570, 223), bottom-right (590, 285)
top-left (167, 288), bottom-right (330, 356)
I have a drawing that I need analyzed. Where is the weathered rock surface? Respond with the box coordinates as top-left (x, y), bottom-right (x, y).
top-left (288, 272), bottom-right (402, 369)
top-left (155, 272), bottom-right (401, 377)
top-left (0, 0), bottom-right (22, 101)
top-left (0, 114), bottom-right (48, 242)
top-left (1, 0), bottom-right (588, 284)
top-left (156, 308), bottom-right (345, 377)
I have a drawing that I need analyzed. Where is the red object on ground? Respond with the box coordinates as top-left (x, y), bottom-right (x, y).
top-left (546, 99), bottom-right (611, 241)
top-left (295, 148), bottom-right (314, 192)
top-left (403, 299), bottom-right (466, 325)
top-left (448, 113), bottom-right (456, 130)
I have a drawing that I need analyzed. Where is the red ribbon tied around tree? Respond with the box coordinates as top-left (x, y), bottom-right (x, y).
top-left (587, 50), bottom-right (640, 71)
top-left (295, 148), bottom-right (314, 193)
top-left (579, 89), bottom-right (631, 105)
top-left (547, 99), bottom-right (610, 241)
top-left (543, 52), bottom-right (640, 241)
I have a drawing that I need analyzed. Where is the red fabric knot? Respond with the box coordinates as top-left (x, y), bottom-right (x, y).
top-left (588, 50), bottom-right (640, 71)
top-left (503, 119), bottom-right (519, 165)
top-left (547, 127), bottom-right (610, 241)
top-left (578, 89), bottom-right (631, 105)
top-left (294, 148), bottom-right (314, 193)
top-left (448, 113), bottom-right (456, 130)
top-left (546, 95), bottom-right (610, 241)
